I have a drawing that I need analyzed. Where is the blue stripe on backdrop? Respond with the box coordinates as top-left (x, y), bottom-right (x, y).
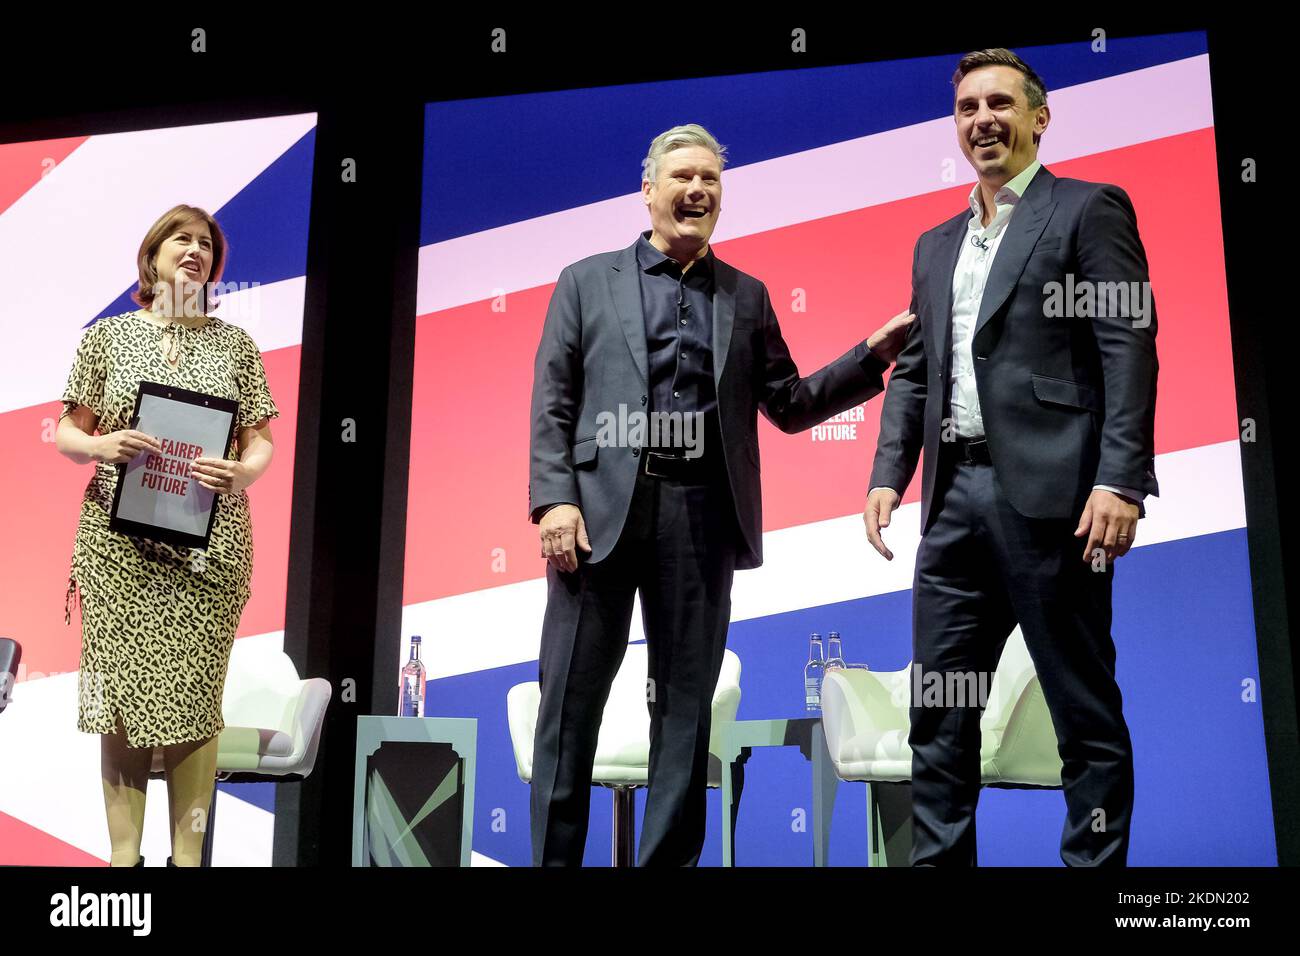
top-left (421, 32), bottom-right (1206, 246)
top-left (93, 127), bottom-right (317, 323)
top-left (422, 526), bottom-right (1271, 866)
top-left (218, 780), bottom-right (275, 813)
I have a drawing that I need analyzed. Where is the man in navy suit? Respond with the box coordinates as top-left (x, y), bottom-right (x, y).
top-left (864, 49), bottom-right (1159, 866)
top-left (528, 124), bottom-right (914, 865)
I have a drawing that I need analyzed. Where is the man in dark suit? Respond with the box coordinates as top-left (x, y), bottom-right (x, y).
top-left (529, 123), bottom-right (914, 866)
top-left (864, 49), bottom-right (1159, 866)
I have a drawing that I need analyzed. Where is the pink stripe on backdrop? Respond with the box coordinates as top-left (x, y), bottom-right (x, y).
top-left (402, 128), bottom-right (1232, 607)
top-left (416, 55), bottom-right (1214, 315)
top-left (0, 113), bottom-right (316, 415)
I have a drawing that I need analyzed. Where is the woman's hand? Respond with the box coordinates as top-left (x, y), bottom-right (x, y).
top-left (190, 457), bottom-right (250, 495)
top-left (94, 429), bottom-right (163, 464)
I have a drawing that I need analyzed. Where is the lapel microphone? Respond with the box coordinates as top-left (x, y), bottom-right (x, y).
top-left (971, 234), bottom-right (991, 251)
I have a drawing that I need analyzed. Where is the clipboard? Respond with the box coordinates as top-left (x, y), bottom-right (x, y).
top-left (108, 381), bottom-right (240, 550)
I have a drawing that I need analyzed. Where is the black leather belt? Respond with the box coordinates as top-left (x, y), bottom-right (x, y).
top-left (641, 450), bottom-right (709, 481)
top-left (953, 436), bottom-right (992, 466)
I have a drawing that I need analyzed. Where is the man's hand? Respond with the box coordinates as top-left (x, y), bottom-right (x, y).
top-left (539, 504), bottom-right (591, 573)
top-left (863, 487), bottom-right (901, 561)
top-left (866, 310), bottom-right (918, 365)
top-left (1074, 488), bottom-right (1139, 563)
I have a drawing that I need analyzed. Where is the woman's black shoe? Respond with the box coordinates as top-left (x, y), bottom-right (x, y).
top-left (133, 856), bottom-right (144, 867)
top-left (166, 857), bottom-right (176, 867)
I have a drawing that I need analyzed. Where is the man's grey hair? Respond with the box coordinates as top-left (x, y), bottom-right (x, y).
top-left (641, 124), bottom-right (728, 184)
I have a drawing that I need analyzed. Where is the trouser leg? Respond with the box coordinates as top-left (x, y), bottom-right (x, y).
top-left (909, 461), bottom-right (1015, 866)
top-left (637, 473), bottom-right (737, 867)
top-left (530, 488), bottom-right (649, 866)
top-left (984, 468), bottom-right (1133, 867)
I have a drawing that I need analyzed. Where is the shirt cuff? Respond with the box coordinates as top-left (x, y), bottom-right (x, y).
top-left (531, 501), bottom-right (574, 523)
top-left (855, 341), bottom-right (889, 377)
top-left (1094, 484), bottom-right (1145, 503)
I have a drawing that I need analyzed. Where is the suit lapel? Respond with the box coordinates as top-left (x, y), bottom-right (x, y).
top-left (933, 213), bottom-right (967, 376)
top-left (711, 256), bottom-right (736, 388)
top-left (609, 241), bottom-right (649, 386)
top-left (973, 166), bottom-right (1056, 341)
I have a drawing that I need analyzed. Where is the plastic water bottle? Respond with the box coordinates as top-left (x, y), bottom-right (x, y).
top-left (826, 631), bottom-right (845, 671)
top-left (399, 635), bottom-right (427, 717)
top-left (805, 633), bottom-right (825, 712)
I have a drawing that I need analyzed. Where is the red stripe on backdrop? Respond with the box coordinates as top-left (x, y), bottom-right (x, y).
top-left (403, 126), bottom-right (1230, 604)
top-left (0, 810), bottom-right (106, 866)
top-left (233, 346), bottom-right (298, 639)
top-left (0, 137), bottom-right (90, 217)
top-left (0, 346), bottom-right (299, 681)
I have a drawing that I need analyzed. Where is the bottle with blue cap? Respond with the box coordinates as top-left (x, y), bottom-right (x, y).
top-left (805, 632), bottom-right (825, 712)
top-left (826, 631), bottom-right (845, 671)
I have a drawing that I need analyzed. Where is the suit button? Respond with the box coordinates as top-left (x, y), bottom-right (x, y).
top-left (640, 395), bottom-right (647, 405)
top-left (632, 448), bottom-right (641, 458)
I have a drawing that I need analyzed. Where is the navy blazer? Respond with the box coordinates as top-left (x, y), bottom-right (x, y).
top-left (530, 238), bottom-right (889, 570)
top-left (871, 165), bottom-right (1159, 534)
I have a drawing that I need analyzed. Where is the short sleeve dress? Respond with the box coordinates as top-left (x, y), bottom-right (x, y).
top-left (60, 310), bottom-right (279, 749)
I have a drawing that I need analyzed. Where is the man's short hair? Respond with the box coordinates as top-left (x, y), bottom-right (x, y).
top-left (951, 48), bottom-right (1048, 109)
top-left (642, 124), bottom-right (728, 184)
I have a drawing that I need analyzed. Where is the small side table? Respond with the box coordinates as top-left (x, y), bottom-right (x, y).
top-left (720, 716), bottom-right (840, 867)
top-left (352, 716), bottom-right (477, 867)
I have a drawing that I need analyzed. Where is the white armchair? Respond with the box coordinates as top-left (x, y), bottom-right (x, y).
top-left (820, 626), bottom-right (1062, 864)
top-left (148, 639), bottom-right (332, 865)
top-left (507, 643), bottom-right (742, 865)
top-left (0, 638), bottom-right (20, 716)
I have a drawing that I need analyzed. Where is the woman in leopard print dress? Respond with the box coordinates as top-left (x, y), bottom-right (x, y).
top-left (55, 205), bottom-right (278, 867)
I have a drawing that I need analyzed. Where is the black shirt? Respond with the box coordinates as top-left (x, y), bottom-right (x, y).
top-left (636, 232), bottom-right (718, 423)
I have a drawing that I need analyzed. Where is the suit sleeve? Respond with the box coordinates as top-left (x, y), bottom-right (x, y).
top-left (869, 237), bottom-right (927, 494)
top-left (528, 266), bottom-right (583, 522)
top-left (1077, 185), bottom-right (1159, 497)
top-left (756, 282), bottom-right (888, 434)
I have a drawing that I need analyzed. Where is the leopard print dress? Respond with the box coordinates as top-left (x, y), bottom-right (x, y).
top-left (60, 310), bottom-right (279, 749)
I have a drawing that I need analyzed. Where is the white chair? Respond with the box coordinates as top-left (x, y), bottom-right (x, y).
top-left (507, 643), bottom-right (742, 865)
top-left (820, 626), bottom-right (1062, 865)
top-left (148, 640), bottom-right (332, 865)
top-left (0, 638), bottom-right (20, 716)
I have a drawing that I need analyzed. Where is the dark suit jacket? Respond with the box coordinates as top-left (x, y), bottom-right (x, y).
top-left (871, 165), bottom-right (1159, 534)
top-left (530, 238), bottom-right (889, 570)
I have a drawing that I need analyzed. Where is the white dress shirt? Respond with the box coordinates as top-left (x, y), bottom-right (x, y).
top-left (949, 160), bottom-right (1042, 438)
top-left (875, 160), bottom-right (1143, 504)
